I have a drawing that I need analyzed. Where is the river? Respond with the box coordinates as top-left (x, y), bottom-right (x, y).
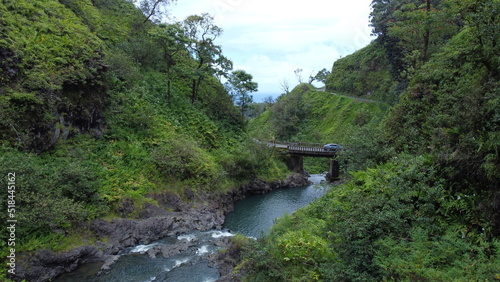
top-left (54, 174), bottom-right (329, 282)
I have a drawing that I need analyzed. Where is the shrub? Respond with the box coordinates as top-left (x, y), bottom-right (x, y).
top-left (0, 148), bottom-right (107, 240)
top-left (244, 154), bottom-right (500, 281)
top-left (152, 136), bottom-right (220, 186)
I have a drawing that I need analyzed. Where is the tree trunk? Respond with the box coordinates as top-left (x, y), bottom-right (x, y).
top-left (191, 78), bottom-right (202, 104)
top-left (191, 79), bottom-right (197, 104)
top-left (421, 0), bottom-right (431, 62)
top-left (142, 0), bottom-right (162, 23)
top-left (166, 63), bottom-right (171, 108)
top-left (241, 98), bottom-right (245, 127)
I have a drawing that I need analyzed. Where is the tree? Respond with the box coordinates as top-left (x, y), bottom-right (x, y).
top-left (280, 78), bottom-right (290, 94)
top-left (308, 70), bottom-right (315, 84)
top-left (294, 68), bottom-right (303, 83)
top-left (183, 13), bottom-right (233, 104)
top-left (225, 70), bottom-right (258, 126)
top-left (138, 0), bottom-right (176, 24)
top-left (370, 0), bottom-right (419, 78)
top-left (372, 0), bottom-right (457, 73)
top-left (263, 95), bottom-right (276, 106)
top-left (311, 68), bottom-right (331, 84)
top-left (149, 22), bottom-right (191, 107)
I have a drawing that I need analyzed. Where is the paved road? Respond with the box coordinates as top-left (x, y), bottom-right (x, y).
top-left (316, 87), bottom-right (381, 103)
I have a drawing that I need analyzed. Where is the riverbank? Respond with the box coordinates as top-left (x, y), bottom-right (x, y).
top-left (12, 173), bottom-right (310, 282)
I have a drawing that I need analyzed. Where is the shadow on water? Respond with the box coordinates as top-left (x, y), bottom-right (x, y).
top-left (223, 174), bottom-right (330, 238)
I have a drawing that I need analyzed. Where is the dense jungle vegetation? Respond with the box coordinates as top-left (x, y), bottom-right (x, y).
top-left (0, 0), bottom-right (499, 280)
top-left (0, 0), bottom-right (287, 272)
top-left (242, 0), bottom-right (500, 280)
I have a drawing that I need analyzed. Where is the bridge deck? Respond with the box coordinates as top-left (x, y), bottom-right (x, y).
top-left (263, 140), bottom-right (339, 157)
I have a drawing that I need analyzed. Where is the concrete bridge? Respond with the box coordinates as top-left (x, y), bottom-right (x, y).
top-left (262, 140), bottom-right (341, 181)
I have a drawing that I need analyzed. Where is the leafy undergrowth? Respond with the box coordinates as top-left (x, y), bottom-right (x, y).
top-left (0, 0), bottom-right (289, 256)
top-left (248, 84), bottom-right (391, 173)
top-left (241, 154), bottom-right (500, 281)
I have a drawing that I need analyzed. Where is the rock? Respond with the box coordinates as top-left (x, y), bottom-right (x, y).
top-left (13, 246), bottom-right (104, 282)
top-left (100, 255), bottom-right (120, 271)
top-left (211, 239), bottom-right (244, 282)
top-left (147, 248), bottom-right (158, 259)
top-left (13, 173), bottom-right (310, 281)
top-left (160, 239), bottom-right (196, 258)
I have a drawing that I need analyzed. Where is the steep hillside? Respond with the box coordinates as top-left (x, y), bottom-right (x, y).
top-left (240, 0), bottom-right (500, 280)
top-left (325, 40), bottom-right (399, 104)
top-left (249, 84), bottom-right (390, 172)
top-left (0, 1), bottom-right (289, 276)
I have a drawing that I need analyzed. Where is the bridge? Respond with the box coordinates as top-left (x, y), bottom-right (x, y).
top-left (261, 140), bottom-right (341, 181)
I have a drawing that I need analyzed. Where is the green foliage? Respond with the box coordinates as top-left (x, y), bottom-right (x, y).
top-left (0, 147), bottom-right (108, 242)
top-left (370, 0), bottom-right (463, 80)
top-left (376, 228), bottom-right (500, 281)
top-left (325, 41), bottom-right (397, 103)
top-left (388, 0), bottom-right (460, 69)
top-left (248, 84), bottom-right (390, 173)
top-left (215, 137), bottom-right (287, 181)
top-left (59, 0), bottom-right (144, 42)
top-left (242, 214), bottom-right (331, 281)
top-left (0, 0), bottom-right (278, 257)
top-left (312, 68), bottom-right (330, 84)
top-left (244, 155), bottom-right (500, 281)
top-left (183, 13), bottom-right (233, 104)
top-left (0, 0), bottom-right (108, 151)
top-left (336, 122), bottom-right (395, 172)
top-left (244, 1), bottom-right (499, 281)
top-left (152, 136), bottom-right (220, 186)
top-left (385, 25), bottom-right (499, 197)
top-left (0, 0), bottom-right (105, 91)
top-left (249, 84), bottom-right (312, 140)
top-left (225, 69), bottom-right (258, 125)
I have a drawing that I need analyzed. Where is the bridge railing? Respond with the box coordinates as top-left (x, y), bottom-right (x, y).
top-left (265, 140), bottom-right (325, 148)
top-left (287, 145), bottom-right (327, 152)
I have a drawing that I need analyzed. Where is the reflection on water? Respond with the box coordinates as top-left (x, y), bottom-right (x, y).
top-left (224, 174), bottom-right (329, 238)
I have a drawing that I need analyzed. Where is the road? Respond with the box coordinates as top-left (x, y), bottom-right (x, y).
top-left (316, 87), bottom-right (381, 103)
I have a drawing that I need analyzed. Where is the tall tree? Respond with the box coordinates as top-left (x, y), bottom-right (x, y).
top-left (312, 68), bottom-right (331, 84)
top-left (370, 0), bottom-right (419, 78)
top-left (138, 0), bottom-right (176, 23)
top-left (389, 1), bottom-right (459, 70)
top-left (149, 22), bottom-right (191, 107)
top-left (280, 78), bottom-right (290, 94)
top-left (294, 68), bottom-right (304, 84)
top-left (183, 13), bottom-right (233, 104)
top-left (225, 70), bottom-right (258, 126)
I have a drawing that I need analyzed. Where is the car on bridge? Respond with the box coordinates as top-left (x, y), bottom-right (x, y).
top-left (323, 143), bottom-right (343, 151)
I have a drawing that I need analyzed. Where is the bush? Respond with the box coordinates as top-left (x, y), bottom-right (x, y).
top-left (152, 135), bottom-right (220, 186)
top-left (376, 228), bottom-right (500, 281)
top-left (215, 138), bottom-right (285, 181)
top-left (0, 148), bottom-right (107, 240)
top-left (243, 154), bottom-right (500, 281)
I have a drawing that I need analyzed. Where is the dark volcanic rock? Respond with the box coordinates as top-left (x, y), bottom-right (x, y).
top-left (90, 210), bottom-right (224, 248)
top-left (210, 238), bottom-right (244, 282)
top-left (13, 246), bottom-right (105, 282)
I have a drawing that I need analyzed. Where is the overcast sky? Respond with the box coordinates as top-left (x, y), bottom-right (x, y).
top-left (165, 0), bottom-right (374, 101)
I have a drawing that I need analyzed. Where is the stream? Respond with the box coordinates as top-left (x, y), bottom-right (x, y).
top-left (54, 174), bottom-right (329, 282)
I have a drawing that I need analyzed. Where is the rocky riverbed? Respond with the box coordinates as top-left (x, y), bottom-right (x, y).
top-left (12, 173), bottom-right (310, 282)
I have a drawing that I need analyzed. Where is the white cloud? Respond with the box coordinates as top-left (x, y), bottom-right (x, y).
top-left (166, 0), bottom-right (374, 100)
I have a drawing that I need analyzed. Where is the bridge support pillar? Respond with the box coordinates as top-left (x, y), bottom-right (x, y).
top-left (326, 159), bottom-right (340, 182)
top-left (290, 155), bottom-right (304, 173)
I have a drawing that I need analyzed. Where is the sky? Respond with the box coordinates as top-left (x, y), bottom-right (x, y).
top-left (164, 0), bottom-right (375, 102)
